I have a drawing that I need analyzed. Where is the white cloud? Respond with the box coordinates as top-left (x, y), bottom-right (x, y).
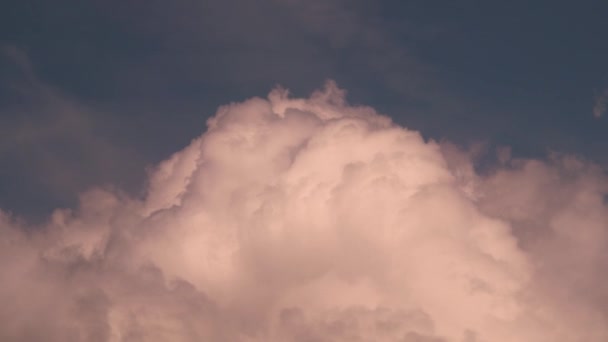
top-left (0, 82), bottom-right (607, 341)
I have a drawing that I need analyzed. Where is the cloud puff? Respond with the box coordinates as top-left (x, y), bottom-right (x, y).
top-left (1, 81), bottom-right (607, 341)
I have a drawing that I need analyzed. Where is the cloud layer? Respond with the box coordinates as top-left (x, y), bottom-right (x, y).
top-left (1, 82), bottom-right (607, 341)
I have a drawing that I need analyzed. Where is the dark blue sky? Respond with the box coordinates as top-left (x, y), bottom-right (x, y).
top-left (2, 0), bottom-right (607, 221)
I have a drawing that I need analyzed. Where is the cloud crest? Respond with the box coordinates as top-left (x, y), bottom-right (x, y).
top-left (1, 82), bottom-right (607, 341)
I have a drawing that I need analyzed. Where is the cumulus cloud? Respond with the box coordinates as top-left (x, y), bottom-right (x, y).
top-left (1, 81), bottom-right (607, 341)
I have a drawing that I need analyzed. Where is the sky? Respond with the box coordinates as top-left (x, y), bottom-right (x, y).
top-left (2, 0), bottom-right (607, 220)
top-left (1, 1), bottom-right (608, 341)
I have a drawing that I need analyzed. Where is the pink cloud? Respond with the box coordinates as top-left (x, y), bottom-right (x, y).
top-left (0, 82), bottom-right (607, 341)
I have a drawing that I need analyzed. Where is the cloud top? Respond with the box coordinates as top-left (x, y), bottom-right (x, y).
top-left (1, 81), bottom-right (607, 341)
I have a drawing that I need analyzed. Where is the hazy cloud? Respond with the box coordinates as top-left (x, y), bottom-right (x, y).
top-left (593, 88), bottom-right (608, 118)
top-left (91, 0), bottom-right (443, 103)
top-left (0, 46), bottom-right (145, 219)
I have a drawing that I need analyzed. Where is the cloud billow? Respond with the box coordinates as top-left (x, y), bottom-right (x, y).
top-left (0, 82), bottom-right (607, 341)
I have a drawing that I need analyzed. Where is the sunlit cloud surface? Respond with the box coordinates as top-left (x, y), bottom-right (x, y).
top-left (1, 82), bottom-right (607, 341)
